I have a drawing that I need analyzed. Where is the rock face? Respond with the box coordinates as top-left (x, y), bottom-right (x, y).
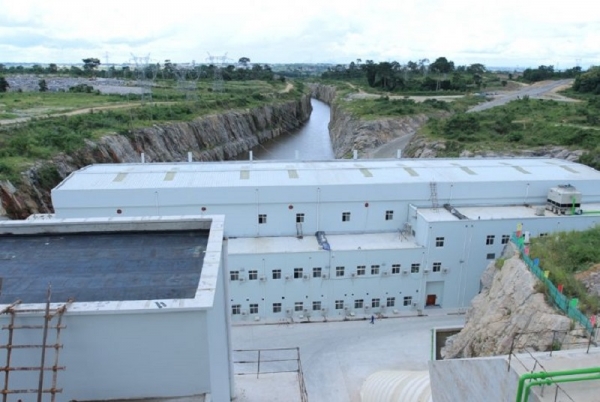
top-left (442, 243), bottom-right (588, 359)
top-left (310, 83), bottom-right (428, 159)
top-left (1, 96), bottom-right (312, 219)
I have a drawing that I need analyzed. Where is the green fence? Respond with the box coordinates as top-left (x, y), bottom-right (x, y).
top-left (511, 234), bottom-right (594, 334)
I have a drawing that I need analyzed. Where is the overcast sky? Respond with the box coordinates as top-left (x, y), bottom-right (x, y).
top-left (1, 0), bottom-right (598, 69)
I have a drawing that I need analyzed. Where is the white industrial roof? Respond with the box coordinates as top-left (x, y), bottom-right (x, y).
top-left (418, 203), bottom-right (600, 222)
top-left (228, 232), bottom-right (421, 255)
top-left (53, 158), bottom-right (600, 191)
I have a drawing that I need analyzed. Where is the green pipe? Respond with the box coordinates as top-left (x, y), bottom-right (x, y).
top-left (582, 210), bottom-right (600, 215)
top-left (515, 366), bottom-right (600, 402)
top-left (523, 373), bottom-right (600, 402)
top-left (572, 196), bottom-right (576, 215)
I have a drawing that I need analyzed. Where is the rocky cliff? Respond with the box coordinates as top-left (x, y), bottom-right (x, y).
top-left (0, 95), bottom-right (312, 219)
top-left (442, 243), bottom-right (589, 359)
top-left (309, 83), bottom-right (428, 158)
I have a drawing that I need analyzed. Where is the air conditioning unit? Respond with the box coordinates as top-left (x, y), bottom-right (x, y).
top-left (259, 276), bottom-right (267, 281)
top-left (285, 275), bottom-right (291, 280)
top-left (322, 274), bottom-right (329, 279)
top-left (382, 271), bottom-right (389, 276)
top-left (344, 306), bottom-right (349, 311)
top-left (442, 268), bottom-right (449, 274)
top-left (412, 302), bottom-right (418, 308)
top-left (349, 312), bottom-right (356, 317)
top-left (364, 305), bottom-right (370, 310)
top-left (351, 273), bottom-right (356, 278)
top-left (303, 274), bottom-right (309, 280)
top-left (393, 309), bottom-right (399, 314)
top-left (254, 316), bottom-right (260, 322)
top-left (298, 314), bottom-right (305, 319)
top-left (423, 269), bottom-right (430, 274)
top-left (241, 310), bottom-right (248, 316)
top-left (321, 308), bottom-right (328, 313)
top-left (303, 309), bottom-right (309, 313)
top-left (238, 277), bottom-right (246, 282)
top-left (285, 309), bottom-right (292, 314)
top-left (402, 270), bottom-right (408, 275)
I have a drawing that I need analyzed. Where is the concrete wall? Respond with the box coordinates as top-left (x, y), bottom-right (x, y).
top-left (0, 309), bottom-right (211, 400)
top-left (428, 357), bottom-right (520, 402)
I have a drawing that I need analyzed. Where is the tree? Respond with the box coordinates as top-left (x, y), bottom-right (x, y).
top-left (430, 57), bottom-right (455, 75)
top-left (238, 57), bottom-right (251, 67)
top-left (0, 76), bottom-right (9, 92)
top-left (38, 79), bottom-right (48, 92)
top-left (48, 63), bottom-right (58, 74)
top-left (82, 58), bottom-right (101, 76)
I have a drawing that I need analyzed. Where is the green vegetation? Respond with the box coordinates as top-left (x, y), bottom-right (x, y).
top-left (529, 226), bottom-right (600, 314)
top-left (0, 79), bottom-right (304, 183)
top-left (573, 67), bottom-right (600, 94)
top-left (425, 97), bottom-right (600, 168)
top-left (520, 65), bottom-right (582, 83)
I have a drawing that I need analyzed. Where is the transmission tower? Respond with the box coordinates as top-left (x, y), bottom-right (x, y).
top-left (130, 53), bottom-right (157, 103)
top-left (206, 52), bottom-right (230, 92)
top-left (174, 63), bottom-right (199, 101)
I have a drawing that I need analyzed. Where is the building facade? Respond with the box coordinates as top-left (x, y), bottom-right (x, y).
top-left (50, 158), bottom-right (600, 322)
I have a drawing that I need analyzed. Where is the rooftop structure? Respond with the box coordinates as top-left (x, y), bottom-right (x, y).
top-left (0, 216), bottom-right (232, 401)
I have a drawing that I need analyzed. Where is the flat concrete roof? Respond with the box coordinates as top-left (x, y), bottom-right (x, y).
top-left (418, 203), bottom-right (600, 222)
top-left (228, 232), bottom-right (421, 255)
top-left (0, 230), bottom-right (207, 304)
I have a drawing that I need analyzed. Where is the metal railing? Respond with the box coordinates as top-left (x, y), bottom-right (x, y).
top-left (511, 234), bottom-right (594, 334)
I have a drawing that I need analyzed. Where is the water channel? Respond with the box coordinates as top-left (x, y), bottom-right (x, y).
top-left (235, 98), bottom-right (334, 161)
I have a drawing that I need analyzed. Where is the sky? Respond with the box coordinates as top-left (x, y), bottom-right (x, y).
top-left (1, 0), bottom-right (598, 69)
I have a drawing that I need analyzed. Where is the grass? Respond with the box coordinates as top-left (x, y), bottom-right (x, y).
top-left (425, 97), bottom-right (600, 165)
top-left (0, 79), bottom-right (306, 182)
top-left (529, 226), bottom-right (600, 315)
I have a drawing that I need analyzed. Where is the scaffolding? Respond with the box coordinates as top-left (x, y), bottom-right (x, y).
top-left (1, 287), bottom-right (72, 402)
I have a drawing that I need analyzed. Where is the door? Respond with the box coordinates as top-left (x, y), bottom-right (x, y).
top-left (426, 294), bottom-right (437, 306)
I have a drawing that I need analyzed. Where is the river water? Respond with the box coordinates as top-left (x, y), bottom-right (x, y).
top-left (236, 99), bottom-right (334, 161)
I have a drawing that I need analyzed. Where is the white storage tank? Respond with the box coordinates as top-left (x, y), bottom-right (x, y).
top-left (360, 370), bottom-right (432, 402)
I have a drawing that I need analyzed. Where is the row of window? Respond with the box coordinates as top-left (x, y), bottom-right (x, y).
top-left (258, 210), bottom-right (396, 224)
top-left (229, 263), bottom-right (445, 281)
top-left (231, 296), bottom-right (414, 315)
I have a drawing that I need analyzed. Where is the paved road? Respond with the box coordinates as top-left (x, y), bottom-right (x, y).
top-left (233, 311), bottom-right (465, 402)
top-left (467, 79), bottom-right (574, 113)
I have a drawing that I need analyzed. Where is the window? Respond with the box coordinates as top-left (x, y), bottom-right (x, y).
top-left (230, 271), bottom-right (239, 281)
top-left (312, 301), bottom-right (321, 311)
top-left (272, 269), bottom-right (281, 279)
top-left (403, 296), bottom-right (413, 306)
top-left (249, 303), bottom-right (258, 314)
top-left (501, 234), bottom-right (510, 244)
top-left (249, 270), bottom-right (258, 280)
top-left (272, 303), bottom-right (282, 313)
top-left (372, 298), bottom-right (380, 308)
top-left (336, 266), bottom-right (345, 277)
top-left (385, 210), bottom-right (394, 220)
top-left (357, 265), bottom-right (366, 276)
top-left (371, 265), bottom-right (380, 275)
top-left (354, 299), bottom-right (364, 309)
top-left (258, 214), bottom-right (267, 224)
top-left (295, 302), bottom-right (304, 312)
top-left (486, 253), bottom-right (496, 260)
top-left (342, 212), bottom-right (351, 222)
top-left (294, 268), bottom-right (303, 279)
top-left (435, 237), bottom-right (445, 247)
top-left (411, 263), bottom-right (420, 273)
top-left (312, 267), bottom-right (322, 278)
top-left (432, 262), bottom-right (442, 273)
top-left (335, 300), bottom-right (344, 310)
top-left (386, 297), bottom-right (395, 307)
top-left (486, 235), bottom-right (495, 245)
top-left (296, 213), bottom-right (305, 223)
top-left (232, 304), bottom-right (241, 315)
top-left (392, 264), bottom-right (401, 274)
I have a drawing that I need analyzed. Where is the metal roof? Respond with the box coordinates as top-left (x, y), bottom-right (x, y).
top-left (53, 158), bottom-right (600, 192)
top-left (0, 230), bottom-right (207, 304)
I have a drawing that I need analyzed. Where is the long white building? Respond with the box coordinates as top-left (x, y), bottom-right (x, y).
top-left (50, 158), bottom-right (600, 322)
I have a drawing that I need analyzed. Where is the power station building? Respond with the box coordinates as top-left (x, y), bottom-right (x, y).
top-left (47, 158), bottom-right (600, 323)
